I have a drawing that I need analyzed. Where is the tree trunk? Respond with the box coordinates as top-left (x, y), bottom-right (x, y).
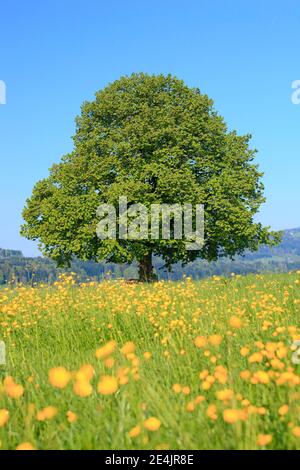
top-left (138, 251), bottom-right (153, 282)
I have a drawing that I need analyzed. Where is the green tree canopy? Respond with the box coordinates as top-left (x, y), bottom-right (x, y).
top-left (21, 73), bottom-right (279, 281)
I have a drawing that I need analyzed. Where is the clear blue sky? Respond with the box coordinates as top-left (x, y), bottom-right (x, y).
top-left (0, 0), bottom-right (299, 256)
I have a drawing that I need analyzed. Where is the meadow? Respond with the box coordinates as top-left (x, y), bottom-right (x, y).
top-left (0, 272), bottom-right (300, 450)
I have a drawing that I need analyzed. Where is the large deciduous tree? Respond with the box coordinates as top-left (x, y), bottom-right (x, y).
top-left (21, 73), bottom-right (279, 281)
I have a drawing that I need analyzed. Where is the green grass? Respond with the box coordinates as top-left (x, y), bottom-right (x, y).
top-left (0, 272), bottom-right (300, 449)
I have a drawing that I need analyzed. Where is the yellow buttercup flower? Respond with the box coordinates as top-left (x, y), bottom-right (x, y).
top-left (128, 425), bottom-right (141, 437)
top-left (73, 380), bottom-right (93, 397)
top-left (0, 409), bottom-right (9, 427)
top-left (144, 417), bottom-right (161, 431)
top-left (257, 434), bottom-right (272, 446)
top-left (97, 376), bottom-right (118, 395)
top-left (66, 410), bottom-right (78, 423)
top-left (16, 442), bottom-right (35, 450)
top-left (49, 367), bottom-right (71, 389)
top-left (229, 316), bottom-right (242, 329)
top-left (95, 340), bottom-right (117, 359)
top-left (121, 341), bottom-right (135, 355)
top-left (36, 406), bottom-right (58, 421)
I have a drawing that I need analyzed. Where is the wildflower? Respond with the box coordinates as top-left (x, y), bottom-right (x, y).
top-left (121, 341), bottom-right (135, 355)
top-left (49, 367), bottom-right (71, 389)
top-left (36, 406), bottom-right (58, 421)
top-left (75, 364), bottom-right (94, 382)
top-left (66, 411), bottom-right (77, 423)
top-left (143, 352), bottom-right (152, 360)
top-left (206, 404), bottom-right (218, 420)
top-left (223, 409), bottom-right (240, 424)
top-left (229, 316), bottom-right (242, 329)
top-left (95, 340), bottom-right (116, 359)
top-left (73, 380), bottom-right (93, 397)
top-left (172, 383), bottom-right (181, 393)
top-left (292, 427), bottom-right (300, 437)
top-left (0, 409), bottom-right (9, 427)
top-left (144, 417), bottom-right (161, 431)
top-left (4, 376), bottom-right (24, 399)
top-left (216, 389), bottom-right (234, 401)
top-left (97, 376), bottom-right (118, 395)
top-left (248, 352), bottom-right (263, 364)
top-left (209, 335), bottom-right (222, 346)
top-left (240, 347), bottom-right (250, 357)
top-left (194, 336), bottom-right (207, 348)
top-left (240, 370), bottom-right (251, 380)
top-left (16, 442), bottom-right (35, 450)
top-left (128, 425), bottom-right (141, 437)
top-left (278, 405), bottom-right (289, 416)
top-left (182, 386), bottom-right (190, 395)
top-left (257, 434), bottom-right (272, 446)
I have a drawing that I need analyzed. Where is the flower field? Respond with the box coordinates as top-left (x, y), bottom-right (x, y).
top-left (0, 272), bottom-right (300, 450)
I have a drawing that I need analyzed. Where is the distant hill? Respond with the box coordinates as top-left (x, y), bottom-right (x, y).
top-left (1, 228), bottom-right (300, 284)
top-left (0, 248), bottom-right (23, 259)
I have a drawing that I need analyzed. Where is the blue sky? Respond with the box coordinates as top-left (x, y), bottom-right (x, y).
top-left (0, 0), bottom-right (299, 256)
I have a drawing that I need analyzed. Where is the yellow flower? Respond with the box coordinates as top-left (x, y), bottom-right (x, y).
top-left (143, 352), bottom-right (152, 360)
top-left (95, 340), bottom-right (116, 359)
top-left (216, 389), bottom-right (234, 401)
top-left (75, 364), bottom-right (94, 382)
top-left (97, 376), bottom-right (118, 395)
top-left (223, 409), bottom-right (240, 424)
top-left (292, 426), bottom-right (300, 437)
top-left (257, 434), bottom-right (272, 446)
top-left (49, 367), bottom-right (71, 389)
top-left (240, 347), bottom-right (250, 357)
top-left (36, 406), bottom-right (58, 421)
top-left (144, 417), bottom-right (161, 431)
top-left (194, 336), bottom-right (207, 348)
top-left (209, 335), bottom-right (222, 347)
top-left (278, 405), bottom-right (289, 416)
top-left (0, 409), bottom-right (9, 427)
top-left (121, 341), bottom-right (135, 355)
top-left (66, 410), bottom-right (78, 423)
top-left (16, 442), bottom-right (35, 450)
top-left (240, 370), bottom-right (251, 380)
top-left (206, 404), bottom-right (218, 420)
top-left (128, 425), bottom-right (141, 437)
top-left (248, 352), bottom-right (263, 364)
top-left (4, 376), bottom-right (24, 399)
top-left (229, 316), bottom-right (242, 329)
top-left (182, 386), bottom-right (190, 395)
top-left (172, 383), bottom-right (181, 393)
top-left (73, 380), bottom-right (93, 397)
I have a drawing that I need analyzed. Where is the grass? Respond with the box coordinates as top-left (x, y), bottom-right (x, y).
top-left (0, 271), bottom-right (300, 450)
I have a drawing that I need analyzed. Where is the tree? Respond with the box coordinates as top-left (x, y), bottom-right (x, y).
top-left (21, 73), bottom-right (280, 281)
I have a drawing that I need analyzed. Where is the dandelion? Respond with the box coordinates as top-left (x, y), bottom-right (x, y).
top-left (194, 336), bottom-right (207, 348)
